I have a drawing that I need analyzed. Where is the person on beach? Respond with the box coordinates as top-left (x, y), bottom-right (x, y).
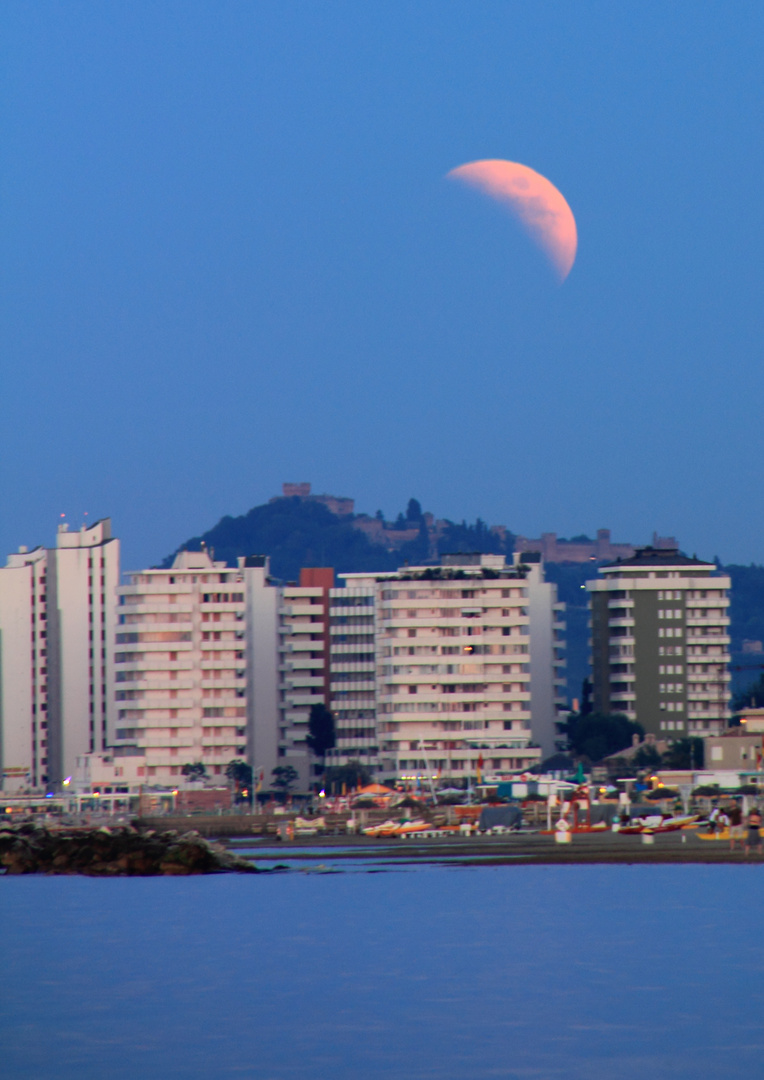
top-left (728, 801), bottom-right (744, 851)
top-left (745, 806), bottom-right (763, 856)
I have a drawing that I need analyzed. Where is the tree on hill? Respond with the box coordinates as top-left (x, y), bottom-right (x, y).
top-left (435, 518), bottom-right (509, 558)
top-left (724, 564), bottom-right (764, 652)
top-left (163, 498), bottom-right (401, 581)
top-left (733, 672), bottom-right (764, 711)
top-left (564, 711), bottom-right (644, 763)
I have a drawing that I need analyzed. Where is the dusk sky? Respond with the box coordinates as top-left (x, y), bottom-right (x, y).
top-left (2, 2), bottom-right (763, 570)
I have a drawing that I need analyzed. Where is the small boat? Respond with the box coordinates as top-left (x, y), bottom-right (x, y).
top-left (617, 814), bottom-right (700, 835)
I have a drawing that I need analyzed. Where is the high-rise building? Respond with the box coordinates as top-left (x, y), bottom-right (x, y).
top-left (326, 580), bottom-right (378, 771)
top-left (0, 518), bottom-right (119, 791)
top-left (113, 549), bottom-right (247, 785)
top-left (243, 563), bottom-right (334, 790)
top-left (277, 568), bottom-right (333, 785)
top-left (340, 553), bottom-right (566, 783)
top-left (588, 547), bottom-right (731, 738)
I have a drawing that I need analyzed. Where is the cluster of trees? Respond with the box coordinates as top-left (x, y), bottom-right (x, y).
top-left (562, 707), bottom-right (705, 772)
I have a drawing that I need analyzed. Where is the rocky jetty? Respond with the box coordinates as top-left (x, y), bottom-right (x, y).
top-left (0, 823), bottom-right (259, 876)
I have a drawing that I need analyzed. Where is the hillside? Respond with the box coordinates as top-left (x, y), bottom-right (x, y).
top-left (161, 494), bottom-right (513, 584)
top-left (163, 493), bottom-right (764, 706)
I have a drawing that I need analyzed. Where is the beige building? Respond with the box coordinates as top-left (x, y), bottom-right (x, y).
top-left (342, 553), bottom-right (566, 783)
top-left (0, 518), bottom-right (119, 791)
top-left (114, 549), bottom-right (247, 785)
top-left (705, 708), bottom-right (764, 772)
top-left (240, 560), bottom-right (334, 792)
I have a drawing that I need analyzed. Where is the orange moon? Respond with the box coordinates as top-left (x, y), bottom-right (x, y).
top-left (447, 159), bottom-right (577, 281)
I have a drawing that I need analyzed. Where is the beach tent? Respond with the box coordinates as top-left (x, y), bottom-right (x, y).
top-left (356, 784), bottom-right (394, 796)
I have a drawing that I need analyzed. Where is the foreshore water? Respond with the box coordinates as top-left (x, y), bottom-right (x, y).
top-left (2, 862), bottom-right (764, 1079)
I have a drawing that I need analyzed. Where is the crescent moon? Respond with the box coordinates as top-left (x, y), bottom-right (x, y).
top-left (447, 159), bottom-right (577, 282)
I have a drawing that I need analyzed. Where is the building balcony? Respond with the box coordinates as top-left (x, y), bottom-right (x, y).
top-left (280, 639), bottom-right (323, 653)
top-left (608, 618), bottom-right (635, 629)
top-left (285, 693), bottom-right (324, 708)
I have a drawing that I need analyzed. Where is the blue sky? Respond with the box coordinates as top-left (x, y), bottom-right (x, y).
top-left (2, 2), bottom-right (763, 569)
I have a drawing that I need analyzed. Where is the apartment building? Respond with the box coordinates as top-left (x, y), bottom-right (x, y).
top-left (0, 518), bottom-right (119, 791)
top-left (588, 547), bottom-right (731, 738)
top-left (277, 569), bottom-right (332, 784)
top-left (113, 549), bottom-right (247, 784)
top-left (341, 553), bottom-right (566, 783)
top-left (244, 562), bottom-right (333, 790)
top-left (326, 581), bottom-right (378, 771)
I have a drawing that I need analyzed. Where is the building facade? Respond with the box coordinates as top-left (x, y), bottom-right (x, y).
top-left (277, 568), bottom-right (333, 785)
top-left (113, 549), bottom-right (247, 785)
top-left (588, 548), bottom-right (731, 739)
top-left (326, 580), bottom-right (378, 771)
top-left (341, 553), bottom-right (566, 783)
top-left (0, 518), bottom-right (119, 792)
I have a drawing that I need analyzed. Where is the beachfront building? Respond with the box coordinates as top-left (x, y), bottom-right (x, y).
top-left (341, 553), bottom-right (566, 784)
top-left (326, 580), bottom-right (378, 773)
top-left (243, 561), bottom-right (334, 791)
top-left (113, 549), bottom-right (247, 785)
top-left (588, 548), bottom-right (731, 738)
top-left (0, 518), bottom-right (119, 791)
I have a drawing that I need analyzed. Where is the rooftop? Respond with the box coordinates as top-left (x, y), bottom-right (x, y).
top-left (601, 546), bottom-right (715, 572)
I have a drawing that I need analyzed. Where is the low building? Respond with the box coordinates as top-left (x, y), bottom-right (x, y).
top-left (705, 726), bottom-right (764, 772)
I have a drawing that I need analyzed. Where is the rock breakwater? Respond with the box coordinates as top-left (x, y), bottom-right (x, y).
top-left (0, 823), bottom-right (259, 876)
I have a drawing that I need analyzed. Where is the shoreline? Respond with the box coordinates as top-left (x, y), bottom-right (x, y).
top-left (226, 830), bottom-right (764, 866)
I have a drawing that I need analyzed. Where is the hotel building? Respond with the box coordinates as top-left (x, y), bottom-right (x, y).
top-left (341, 552), bottom-right (566, 783)
top-left (244, 562), bottom-right (333, 790)
top-left (588, 548), bottom-right (731, 738)
top-left (113, 549), bottom-right (247, 784)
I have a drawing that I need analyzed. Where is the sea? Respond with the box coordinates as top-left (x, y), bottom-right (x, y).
top-left (2, 861), bottom-right (763, 1079)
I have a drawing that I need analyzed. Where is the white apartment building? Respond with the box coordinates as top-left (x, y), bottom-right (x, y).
top-left (588, 547), bottom-right (731, 738)
top-left (244, 562), bottom-right (333, 791)
top-left (114, 549), bottom-right (247, 784)
top-left (342, 553), bottom-right (566, 783)
top-left (0, 518), bottom-right (119, 792)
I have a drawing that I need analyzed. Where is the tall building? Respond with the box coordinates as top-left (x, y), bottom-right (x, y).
top-left (0, 518), bottom-right (119, 791)
top-left (341, 553), bottom-right (566, 783)
top-left (277, 568), bottom-right (333, 785)
top-left (326, 579), bottom-right (378, 772)
top-left (588, 547), bottom-right (731, 738)
top-left (244, 562), bottom-right (334, 790)
top-left (114, 549), bottom-right (247, 784)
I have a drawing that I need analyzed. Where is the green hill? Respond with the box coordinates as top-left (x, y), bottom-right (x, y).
top-left (163, 496), bottom-right (764, 706)
top-left (162, 495), bottom-right (512, 583)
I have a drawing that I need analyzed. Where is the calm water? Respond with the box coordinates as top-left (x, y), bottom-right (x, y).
top-left (2, 864), bottom-right (763, 1079)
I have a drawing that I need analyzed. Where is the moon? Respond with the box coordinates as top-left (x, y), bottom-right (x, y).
top-left (447, 159), bottom-right (577, 282)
